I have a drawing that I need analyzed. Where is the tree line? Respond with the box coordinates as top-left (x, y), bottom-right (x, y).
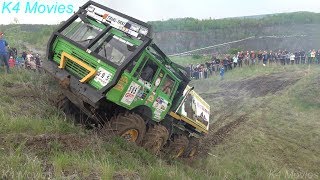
top-left (149, 12), bottom-right (320, 32)
top-left (1, 11), bottom-right (320, 54)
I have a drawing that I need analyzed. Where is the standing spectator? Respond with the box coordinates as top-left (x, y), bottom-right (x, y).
top-left (262, 51), bottom-right (268, 66)
top-left (277, 50), bottom-right (282, 64)
top-left (211, 60), bottom-right (216, 76)
top-left (250, 50), bottom-right (256, 65)
top-left (227, 57), bottom-right (233, 70)
top-left (223, 56), bottom-right (228, 72)
top-left (311, 49), bottom-right (316, 64)
top-left (205, 61), bottom-right (212, 76)
top-left (290, 52), bottom-right (295, 65)
top-left (215, 58), bottom-right (220, 72)
top-left (0, 32), bottom-right (10, 73)
top-left (268, 50), bottom-right (273, 65)
top-left (316, 49), bottom-right (320, 64)
top-left (301, 50), bottom-right (306, 64)
top-left (219, 65), bottom-right (225, 80)
top-left (285, 51), bottom-right (290, 65)
top-left (307, 50), bottom-right (312, 64)
top-left (238, 51), bottom-right (243, 67)
top-left (203, 66), bottom-right (208, 79)
top-left (244, 51), bottom-right (250, 66)
top-left (280, 51), bottom-right (286, 65)
top-left (233, 54), bottom-right (238, 68)
top-left (295, 51), bottom-right (300, 64)
top-left (257, 50), bottom-right (263, 64)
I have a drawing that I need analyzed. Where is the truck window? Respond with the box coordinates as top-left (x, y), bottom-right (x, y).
top-left (161, 76), bottom-right (175, 97)
top-left (91, 33), bottom-right (137, 66)
top-left (61, 17), bottom-right (102, 46)
top-left (133, 55), bottom-right (158, 83)
top-left (140, 59), bottom-right (157, 82)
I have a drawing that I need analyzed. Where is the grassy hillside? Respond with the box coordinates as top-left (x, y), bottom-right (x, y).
top-left (190, 64), bottom-right (320, 179)
top-left (0, 64), bottom-right (319, 179)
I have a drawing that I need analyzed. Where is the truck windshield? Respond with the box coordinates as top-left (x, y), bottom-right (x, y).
top-left (90, 33), bottom-right (137, 66)
top-left (60, 14), bottom-right (143, 67)
top-left (61, 17), bottom-right (103, 46)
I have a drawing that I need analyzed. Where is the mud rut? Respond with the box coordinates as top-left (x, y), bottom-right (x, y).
top-left (197, 71), bottom-right (304, 157)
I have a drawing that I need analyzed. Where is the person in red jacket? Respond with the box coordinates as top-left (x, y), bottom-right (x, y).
top-left (8, 56), bottom-right (15, 68)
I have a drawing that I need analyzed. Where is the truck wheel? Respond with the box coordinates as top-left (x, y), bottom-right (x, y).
top-left (142, 125), bottom-right (169, 155)
top-left (168, 135), bottom-right (189, 158)
top-left (110, 113), bottom-right (146, 144)
top-left (54, 94), bottom-right (72, 114)
top-left (183, 137), bottom-right (200, 158)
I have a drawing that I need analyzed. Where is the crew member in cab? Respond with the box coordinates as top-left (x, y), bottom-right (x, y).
top-left (162, 77), bottom-right (173, 95)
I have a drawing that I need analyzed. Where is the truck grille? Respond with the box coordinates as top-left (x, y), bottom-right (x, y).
top-left (53, 40), bottom-right (98, 80)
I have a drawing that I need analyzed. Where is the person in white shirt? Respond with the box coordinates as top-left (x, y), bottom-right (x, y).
top-left (290, 53), bottom-right (295, 65)
top-left (233, 54), bottom-right (238, 68)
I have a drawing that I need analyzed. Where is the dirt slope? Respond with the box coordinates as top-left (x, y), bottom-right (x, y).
top-left (197, 71), bottom-right (305, 157)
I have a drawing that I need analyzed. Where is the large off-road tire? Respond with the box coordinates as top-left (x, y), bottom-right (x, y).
top-left (183, 137), bottom-right (200, 158)
top-left (50, 93), bottom-right (74, 117)
top-left (53, 95), bottom-right (85, 123)
top-left (55, 94), bottom-right (70, 111)
top-left (167, 134), bottom-right (189, 158)
top-left (108, 112), bottom-right (146, 145)
top-left (142, 125), bottom-right (169, 155)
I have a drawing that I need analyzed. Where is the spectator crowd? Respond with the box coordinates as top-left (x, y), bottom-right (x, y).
top-left (186, 49), bottom-right (320, 79)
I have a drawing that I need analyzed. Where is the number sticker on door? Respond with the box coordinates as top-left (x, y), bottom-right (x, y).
top-left (121, 81), bottom-right (141, 105)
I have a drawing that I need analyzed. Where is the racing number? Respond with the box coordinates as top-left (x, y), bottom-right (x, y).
top-left (97, 70), bottom-right (111, 80)
top-left (128, 85), bottom-right (138, 94)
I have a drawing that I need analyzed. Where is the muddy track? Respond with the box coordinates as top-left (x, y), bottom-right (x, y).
top-left (0, 134), bottom-right (95, 154)
top-left (198, 115), bottom-right (247, 158)
top-left (197, 71), bottom-right (304, 157)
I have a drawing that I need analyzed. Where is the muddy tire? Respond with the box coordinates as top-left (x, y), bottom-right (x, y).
top-left (167, 134), bottom-right (189, 158)
top-left (109, 112), bottom-right (146, 145)
top-left (56, 95), bottom-right (70, 111)
top-left (49, 93), bottom-right (68, 109)
top-left (142, 125), bottom-right (169, 155)
top-left (183, 137), bottom-right (200, 158)
top-left (51, 94), bottom-right (74, 116)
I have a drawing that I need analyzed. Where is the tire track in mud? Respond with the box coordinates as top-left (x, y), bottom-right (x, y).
top-left (198, 115), bottom-right (247, 157)
top-left (197, 71), bottom-right (304, 157)
top-left (0, 134), bottom-right (95, 153)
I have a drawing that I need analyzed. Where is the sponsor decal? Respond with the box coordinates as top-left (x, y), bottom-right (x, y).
top-left (120, 81), bottom-right (140, 105)
top-left (179, 86), bottom-right (210, 129)
top-left (152, 97), bottom-right (168, 119)
top-left (114, 76), bottom-right (128, 91)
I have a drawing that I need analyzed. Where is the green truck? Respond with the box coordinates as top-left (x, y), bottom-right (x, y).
top-left (43, 1), bottom-right (210, 158)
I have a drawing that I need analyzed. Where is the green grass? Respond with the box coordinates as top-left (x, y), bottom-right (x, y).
top-left (170, 55), bottom-right (211, 65)
top-left (1, 65), bottom-right (320, 179)
top-left (190, 65), bottom-right (320, 179)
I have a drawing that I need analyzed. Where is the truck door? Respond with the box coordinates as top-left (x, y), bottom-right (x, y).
top-left (119, 54), bottom-right (159, 109)
top-left (151, 73), bottom-right (176, 121)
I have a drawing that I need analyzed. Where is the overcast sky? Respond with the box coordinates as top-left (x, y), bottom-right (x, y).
top-left (1, 0), bottom-right (320, 24)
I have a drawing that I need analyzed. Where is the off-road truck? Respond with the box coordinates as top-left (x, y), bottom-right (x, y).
top-left (43, 1), bottom-right (210, 157)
